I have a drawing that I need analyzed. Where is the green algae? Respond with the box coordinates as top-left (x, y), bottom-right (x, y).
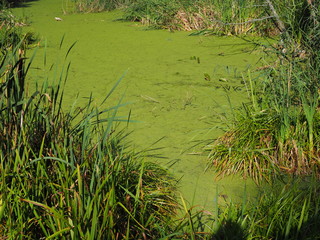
top-left (13, 0), bottom-right (264, 212)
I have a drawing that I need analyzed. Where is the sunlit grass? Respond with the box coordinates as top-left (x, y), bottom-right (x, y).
top-left (2, 1), bottom-right (320, 238)
top-left (0, 37), bottom-right (180, 238)
top-left (207, 0), bottom-right (320, 182)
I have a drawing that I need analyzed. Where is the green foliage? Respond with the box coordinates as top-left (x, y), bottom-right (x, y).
top-left (207, 0), bottom-right (320, 182)
top-left (71, 0), bottom-right (275, 34)
top-left (0, 10), bottom-right (22, 49)
top-left (123, 0), bottom-right (275, 33)
top-left (207, 0), bottom-right (273, 35)
top-left (0, 8), bottom-right (36, 51)
top-left (70, 0), bottom-right (318, 36)
top-left (214, 178), bottom-right (320, 240)
top-left (0, 39), bottom-right (179, 238)
top-left (72, 0), bottom-right (133, 12)
top-left (124, 0), bottom-right (179, 29)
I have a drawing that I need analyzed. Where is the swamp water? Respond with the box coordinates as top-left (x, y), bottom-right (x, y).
top-left (14, 0), bottom-right (264, 212)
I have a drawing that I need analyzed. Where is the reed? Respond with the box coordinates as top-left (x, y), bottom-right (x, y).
top-left (0, 37), bottom-right (179, 238)
top-left (207, 0), bottom-right (320, 182)
top-left (71, 0), bottom-right (275, 34)
top-left (73, 0), bottom-right (133, 12)
top-left (3, 3), bottom-right (320, 238)
top-left (123, 0), bottom-right (275, 34)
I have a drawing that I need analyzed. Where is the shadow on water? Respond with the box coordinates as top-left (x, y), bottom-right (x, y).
top-left (295, 214), bottom-right (320, 240)
top-left (6, 0), bottom-right (38, 8)
top-left (274, 210), bottom-right (320, 240)
top-left (211, 220), bottom-right (246, 240)
top-left (210, 215), bottom-right (320, 240)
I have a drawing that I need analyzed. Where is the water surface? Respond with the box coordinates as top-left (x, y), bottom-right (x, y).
top-left (14, 0), bottom-right (262, 211)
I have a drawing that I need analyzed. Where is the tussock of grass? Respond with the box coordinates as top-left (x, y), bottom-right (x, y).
top-left (207, 1), bottom-right (320, 182)
top-left (207, 53), bottom-right (320, 182)
top-left (73, 0), bottom-right (131, 12)
top-left (207, 106), bottom-right (320, 182)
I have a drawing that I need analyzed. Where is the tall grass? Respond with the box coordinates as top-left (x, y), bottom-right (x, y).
top-left (123, 0), bottom-right (276, 33)
top-left (70, 0), bottom-right (318, 36)
top-left (207, 61), bottom-right (320, 182)
top-left (72, 0), bottom-right (133, 12)
top-left (0, 37), bottom-right (248, 240)
top-left (70, 0), bottom-right (276, 34)
top-left (207, 1), bottom-right (320, 182)
top-left (0, 35), bottom-right (181, 238)
top-left (123, 0), bottom-right (180, 29)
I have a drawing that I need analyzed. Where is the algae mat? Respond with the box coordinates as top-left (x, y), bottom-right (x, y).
top-left (14, 0), bottom-right (261, 210)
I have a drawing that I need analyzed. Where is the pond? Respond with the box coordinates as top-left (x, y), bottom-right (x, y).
top-left (14, 0), bottom-right (263, 211)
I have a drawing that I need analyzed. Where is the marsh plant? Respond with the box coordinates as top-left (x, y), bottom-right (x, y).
top-left (207, 0), bottom-right (320, 182)
top-left (123, 0), bottom-right (276, 33)
top-left (72, 0), bottom-right (132, 12)
top-left (71, 0), bottom-right (317, 36)
top-left (0, 38), bottom-right (181, 238)
top-left (0, 9), bottom-right (23, 49)
top-left (71, 0), bottom-right (276, 34)
top-left (123, 0), bottom-right (180, 29)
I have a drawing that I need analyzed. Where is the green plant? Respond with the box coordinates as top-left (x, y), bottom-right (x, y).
top-left (213, 178), bottom-right (320, 240)
top-left (207, 63), bottom-right (320, 182)
top-left (207, 0), bottom-right (320, 182)
top-left (72, 0), bottom-right (133, 12)
top-left (124, 0), bottom-right (180, 29)
top-left (0, 38), bottom-right (180, 238)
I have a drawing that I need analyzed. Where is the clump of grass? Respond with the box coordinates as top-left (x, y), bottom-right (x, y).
top-left (124, 0), bottom-right (275, 34)
top-left (207, 58), bottom-right (320, 182)
top-left (71, 0), bottom-right (276, 34)
top-left (0, 9), bottom-right (23, 49)
top-left (70, 0), bottom-right (317, 36)
top-left (123, 0), bottom-right (180, 29)
top-left (73, 0), bottom-right (132, 12)
top-left (207, 1), bottom-right (320, 182)
top-left (206, 0), bottom-right (274, 36)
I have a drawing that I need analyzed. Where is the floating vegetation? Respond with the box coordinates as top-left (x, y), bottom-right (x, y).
top-left (2, 0), bottom-right (320, 239)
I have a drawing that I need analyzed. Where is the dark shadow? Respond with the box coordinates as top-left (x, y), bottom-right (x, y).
top-left (276, 213), bottom-right (320, 240)
top-left (211, 214), bottom-right (320, 240)
top-left (6, 0), bottom-right (39, 8)
top-left (297, 214), bottom-right (320, 240)
top-left (211, 220), bottom-right (246, 240)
